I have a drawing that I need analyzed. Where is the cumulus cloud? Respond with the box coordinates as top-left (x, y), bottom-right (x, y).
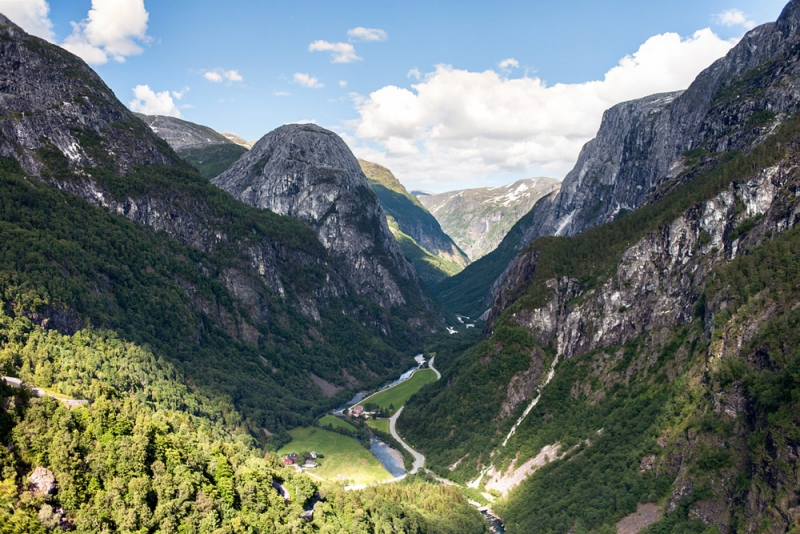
top-left (0, 0), bottom-right (55, 40)
top-left (339, 80), bottom-right (349, 88)
top-left (351, 29), bottom-right (737, 191)
top-left (347, 27), bottom-right (388, 42)
top-left (407, 68), bottom-right (422, 80)
top-left (293, 73), bottom-right (324, 88)
top-left (62, 0), bottom-right (150, 65)
top-left (309, 40), bottom-right (361, 63)
top-left (499, 58), bottom-right (520, 70)
top-left (171, 87), bottom-right (189, 100)
top-left (714, 9), bottom-right (757, 30)
top-left (129, 85), bottom-right (181, 117)
top-left (203, 69), bottom-right (243, 83)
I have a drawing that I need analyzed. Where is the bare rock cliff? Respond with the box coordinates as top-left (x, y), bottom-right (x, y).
top-left (214, 124), bottom-right (430, 310)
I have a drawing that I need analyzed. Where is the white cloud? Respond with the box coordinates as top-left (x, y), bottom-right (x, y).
top-left (0, 0), bottom-right (55, 40)
top-left (128, 85), bottom-right (181, 117)
top-left (714, 9), bottom-right (756, 30)
top-left (62, 0), bottom-right (150, 65)
top-left (347, 27), bottom-right (388, 42)
top-left (407, 68), bottom-right (422, 80)
top-left (309, 40), bottom-right (361, 63)
top-left (273, 90), bottom-right (291, 97)
top-left (203, 69), bottom-right (243, 83)
top-left (351, 29), bottom-right (737, 191)
top-left (499, 58), bottom-right (520, 70)
top-left (293, 73), bottom-right (324, 88)
top-left (171, 87), bottom-right (189, 100)
top-left (339, 80), bottom-right (348, 88)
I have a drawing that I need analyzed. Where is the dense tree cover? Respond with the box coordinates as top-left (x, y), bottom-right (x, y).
top-left (0, 309), bottom-right (485, 532)
top-left (0, 156), bottom-right (428, 447)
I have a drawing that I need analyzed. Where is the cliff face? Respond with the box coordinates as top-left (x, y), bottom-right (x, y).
top-left (214, 125), bottom-right (432, 311)
top-left (0, 15), bottom-right (176, 176)
top-left (401, 2), bottom-right (800, 532)
top-left (440, 3), bottom-right (800, 318)
top-left (360, 159), bottom-right (470, 286)
top-left (418, 178), bottom-right (561, 261)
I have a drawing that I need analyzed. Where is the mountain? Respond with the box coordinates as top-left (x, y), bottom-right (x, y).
top-left (437, 7), bottom-right (800, 318)
top-left (0, 10), bottom-right (440, 449)
top-left (418, 178), bottom-right (561, 261)
top-left (400, 2), bottom-right (800, 532)
top-left (136, 113), bottom-right (248, 179)
top-left (213, 124), bottom-right (436, 314)
top-left (221, 132), bottom-right (256, 149)
top-left (359, 159), bottom-right (470, 286)
top-left (0, 13), bottom-right (486, 531)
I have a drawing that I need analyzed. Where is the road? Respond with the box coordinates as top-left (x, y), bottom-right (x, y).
top-left (389, 406), bottom-right (425, 474)
top-left (428, 355), bottom-right (441, 379)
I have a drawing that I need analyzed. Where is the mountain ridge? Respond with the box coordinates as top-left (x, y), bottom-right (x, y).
top-left (360, 159), bottom-right (470, 286)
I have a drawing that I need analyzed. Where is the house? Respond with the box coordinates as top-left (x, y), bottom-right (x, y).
top-left (350, 405), bottom-right (364, 417)
top-left (283, 452), bottom-right (298, 465)
top-left (303, 459), bottom-right (317, 468)
top-left (310, 451), bottom-right (317, 459)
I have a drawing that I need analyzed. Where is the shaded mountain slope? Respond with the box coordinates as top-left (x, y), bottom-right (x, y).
top-left (0, 12), bottom-right (431, 441)
top-left (359, 159), bottom-right (470, 286)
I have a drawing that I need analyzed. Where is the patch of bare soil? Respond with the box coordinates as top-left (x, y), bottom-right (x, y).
top-left (616, 503), bottom-right (662, 534)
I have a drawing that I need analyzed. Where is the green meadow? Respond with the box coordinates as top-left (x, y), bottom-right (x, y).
top-left (277, 427), bottom-right (392, 485)
top-left (366, 418), bottom-right (390, 434)
top-left (359, 369), bottom-right (437, 413)
top-left (318, 414), bottom-right (358, 432)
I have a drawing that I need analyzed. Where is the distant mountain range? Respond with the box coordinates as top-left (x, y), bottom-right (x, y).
top-left (135, 113), bottom-right (248, 178)
top-left (416, 178), bottom-right (560, 261)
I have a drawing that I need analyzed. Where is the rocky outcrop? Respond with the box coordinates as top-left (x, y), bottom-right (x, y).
top-left (418, 178), bottom-right (560, 261)
top-left (0, 15), bottom-right (176, 176)
top-left (214, 124), bottom-right (431, 310)
top-left (496, 161), bottom-right (796, 360)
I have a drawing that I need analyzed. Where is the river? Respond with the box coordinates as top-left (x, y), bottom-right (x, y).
top-left (369, 437), bottom-right (406, 477)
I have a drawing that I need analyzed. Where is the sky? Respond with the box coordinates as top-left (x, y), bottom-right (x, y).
top-left (1, 0), bottom-right (789, 192)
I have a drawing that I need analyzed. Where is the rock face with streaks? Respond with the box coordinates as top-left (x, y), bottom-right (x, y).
top-left (0, 15), bottom-right (176, 176)
top-left (439, 2), bottom-right (800, 317)
top-left (214, 124), bottom-right (431, 310)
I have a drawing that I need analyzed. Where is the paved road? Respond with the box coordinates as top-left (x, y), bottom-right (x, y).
top-left (389, 406), bottom-right (425, 474)
top-left (428, 356), bottom-right (441, 379)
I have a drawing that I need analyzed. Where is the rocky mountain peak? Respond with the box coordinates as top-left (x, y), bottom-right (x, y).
top-left (214, 124), bottom-right (429, 310)
top-left (0, 13), bottom-right (176, 176)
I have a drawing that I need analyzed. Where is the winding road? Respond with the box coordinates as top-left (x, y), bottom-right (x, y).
top-left (386, 355), bottom-right (440, 475)
top-left (389, 407), bottom-right (425, 474)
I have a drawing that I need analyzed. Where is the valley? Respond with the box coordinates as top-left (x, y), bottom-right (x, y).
top-left (1, 1), bottom-right (799, 533)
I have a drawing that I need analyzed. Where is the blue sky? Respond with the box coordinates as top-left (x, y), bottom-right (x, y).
top-left (4, 0), bottom-right (789, 191)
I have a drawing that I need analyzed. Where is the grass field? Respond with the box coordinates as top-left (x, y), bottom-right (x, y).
top-left (318, 414), bottom-right (358, 432)
top-left (358, 369), bottom-right (437, 412)
top-left (277, 427), bottom-right (392, 485)
top-left (366, 418), bottom-right (390, 434)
